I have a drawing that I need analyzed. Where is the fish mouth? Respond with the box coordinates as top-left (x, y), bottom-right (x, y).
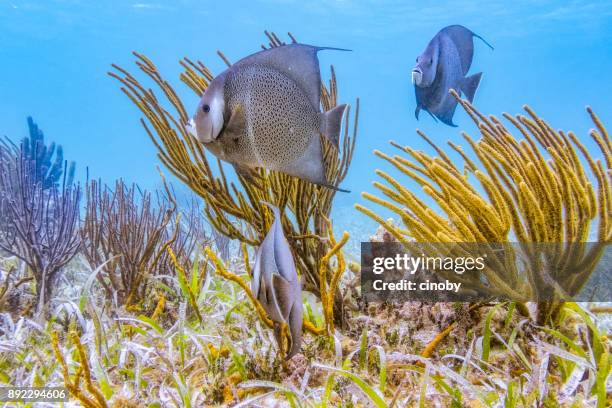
top-left (186, 118), bottom-right (198, 138)
top-left (411, 69), bottom-right (423, 86)
top-left (187, 118), bottom-right (217, 144)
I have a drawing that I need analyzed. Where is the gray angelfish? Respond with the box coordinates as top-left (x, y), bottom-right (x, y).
top-left (251, 202), bottom-right (303, 359)
top-left (412, 25), bottom-right (493, 127)
top-left (187, 43), bottom-right (350, 192)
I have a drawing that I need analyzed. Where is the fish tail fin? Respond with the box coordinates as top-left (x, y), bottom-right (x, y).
top-left (321, 104), bottom-right (347, 150)
top-left (473, 33), bottom-right (494, 50)
top-left (461, 73), bottom-right (482, 103)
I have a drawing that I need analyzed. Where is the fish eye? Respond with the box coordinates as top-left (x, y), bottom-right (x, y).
top-left (429, 58), bottom-right (433, 65)
top-left (203, 104), bottom-right (210, 113)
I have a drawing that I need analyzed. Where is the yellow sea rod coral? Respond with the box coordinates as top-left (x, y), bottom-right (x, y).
top-left (110, 32), bottom-right (357, 325)
top-left (52, 331), bottom-right (108, 408)
top-left (357, 91), bottom-right (611, 321)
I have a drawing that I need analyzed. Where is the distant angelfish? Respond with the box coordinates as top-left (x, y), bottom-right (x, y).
top-left (187, 44), bottom-right (349, 192)
top-left (251, 202), bottom-right (303, 359)
top-left (412, 25), bottom-right (493, 127)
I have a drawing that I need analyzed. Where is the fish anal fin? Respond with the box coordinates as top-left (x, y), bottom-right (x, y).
top-left (434, 93), bottom-right (459, 127)
top-left (233, 163), bottom-right (262, 187)
top-left (272, 273), bottom-right (293, 319)
top-left (425, 108), bottom-right (439, 123)
top-left (322, 183), bottom-right (350, 193)
top-left (461, 72), bottom-right (482, 103)
top-left (320, 104), bottom-right (346, 149)
top-left (284, 133), bottom-right (350, 192)
top-left (436, 111), bottom-right (458, 127)
top-left (285, 133), bottom-right (324, 183)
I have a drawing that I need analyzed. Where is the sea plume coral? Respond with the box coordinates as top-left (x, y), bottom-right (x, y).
top-left (80, 178), bottom-right (203, 308)
top-left (357, 91), bottom-right (611, 323)
top-left (0, 126), bottom-right (80, 315)
top-left (109, 32), bottom-right (357, 324)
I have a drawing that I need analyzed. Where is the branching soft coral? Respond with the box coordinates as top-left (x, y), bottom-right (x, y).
top-left (52, 331), bottom-right (108, 408)
top-left (357, 90), bottom-right (611, 323)
top-left (109, 32), bottom-right (357, 325)
top-left (81, 179), bottom-right (203, 308)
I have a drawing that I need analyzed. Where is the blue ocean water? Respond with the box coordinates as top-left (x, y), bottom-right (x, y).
top-left (1, 1), bottom-right (610, 244)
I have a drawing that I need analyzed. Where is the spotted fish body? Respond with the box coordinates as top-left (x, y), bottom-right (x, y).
top-left (412, 25), bottom-right (493, 127)
top-left (221, 65), bottom-right (323, 176)
top-left (251, 202), bottom-right (303, 359)
top-left (190, 44), bottom-right (348, 191)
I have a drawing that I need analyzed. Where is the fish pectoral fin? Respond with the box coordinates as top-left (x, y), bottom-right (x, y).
top-left (272, 273), bottom-right (293, 319)
top-left (320, 104), bottom-right (347, 149)
top-left (225, 103), bottom-right (247, 138)
top-left (233, 164), bottom-right (262, 187)
top-left (251, 249), bottom-right (263, 298)
top-left (272, 322), bottom-right (283, 349)
top-left (461, 72), bottom-right (482, 103)
top-left (233, 163), bottom-right (253, 178)
top-left (285, 301), bottom-right (303, 359)
top-left (415, 106), bottom-right (421, 120)
top-left (259, 273), bottom-right (269, 305)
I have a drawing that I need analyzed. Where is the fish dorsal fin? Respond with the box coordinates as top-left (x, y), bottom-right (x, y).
top-left (233, 44), bottom-right (332, 112)
top-left (440, 25), bottom-right (493, 77)
top-left (440, 25), bottom-right (476, 76)
top-left (272, 273), bottom-right (293, 319)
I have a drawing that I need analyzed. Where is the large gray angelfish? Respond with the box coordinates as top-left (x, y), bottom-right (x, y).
top-left (251, 202), bottom-right (303, 359)
top-left (412, 25), bottom-right (493, 127)
top-left (187, 44), bottom-right (349, 192)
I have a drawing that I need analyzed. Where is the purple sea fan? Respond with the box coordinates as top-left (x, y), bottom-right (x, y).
top-left (0, 146), bottom-right (81, 315)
